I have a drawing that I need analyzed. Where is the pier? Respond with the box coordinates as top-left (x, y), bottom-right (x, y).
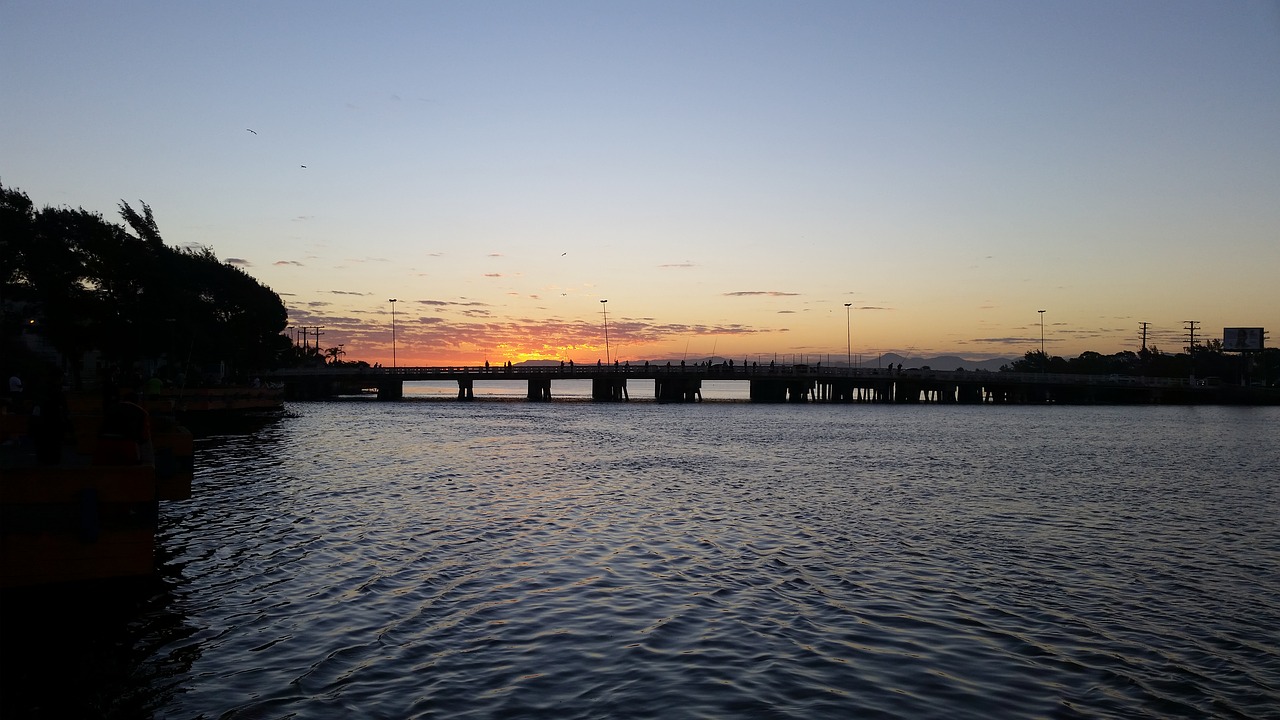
top-left (266, 364), bottom-right (1277, 405)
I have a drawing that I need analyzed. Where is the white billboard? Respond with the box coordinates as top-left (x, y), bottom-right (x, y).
top-left (1222, 327), bottom-right (1265, 352)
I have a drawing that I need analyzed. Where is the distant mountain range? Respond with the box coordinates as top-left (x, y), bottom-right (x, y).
top-left (514, 353), bottom-right (1014, 372)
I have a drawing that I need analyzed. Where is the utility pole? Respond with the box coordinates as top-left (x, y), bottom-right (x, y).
top-left (1139, 322), bottom-right (1149, 352)
top-left (1184, 320), bottom-right (1199, 381)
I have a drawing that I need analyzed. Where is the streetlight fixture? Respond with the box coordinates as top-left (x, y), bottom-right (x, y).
top-left (1038, 309), bottom-right (1046, 369)
top-left (389, 298), bottom-right (398, 368)
top-left (844, 303), bottom-right (852, 374)
top-left (600, 299), bottom-right (610, 364)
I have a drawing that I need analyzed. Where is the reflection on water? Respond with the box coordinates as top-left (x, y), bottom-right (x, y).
top-left (5, 403), bottom-right (1278, 718)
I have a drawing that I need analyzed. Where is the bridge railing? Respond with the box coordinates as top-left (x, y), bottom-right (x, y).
top-left (267, 364), bottom-right (1195, 387)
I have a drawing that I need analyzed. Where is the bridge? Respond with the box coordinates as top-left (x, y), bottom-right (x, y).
top-left (265, 363), bottom-right (1273, 404)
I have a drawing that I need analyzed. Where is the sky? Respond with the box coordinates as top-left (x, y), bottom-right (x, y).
top-left (4, 1), bottom-right (1278, 366)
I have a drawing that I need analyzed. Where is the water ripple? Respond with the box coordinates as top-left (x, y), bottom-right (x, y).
top-left (62, 403), bottom-right (1273, 718)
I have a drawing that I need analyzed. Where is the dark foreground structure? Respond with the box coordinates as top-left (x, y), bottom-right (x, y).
top-left (269, 364), bottom-right (1278, 405)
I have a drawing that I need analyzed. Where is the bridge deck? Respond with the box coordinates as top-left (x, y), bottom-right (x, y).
top-left (269, 364), bottom-right (1196, 388)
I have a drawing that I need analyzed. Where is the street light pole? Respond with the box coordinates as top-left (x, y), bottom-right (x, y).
top-left (389, 298), bottom-right (398, 368)
top-left (1038, 309), bottom-right (1046, 369)
top-left (844, 303), bottom-right (852, 374)
top-left (600, 299), bottom-right (610, 364)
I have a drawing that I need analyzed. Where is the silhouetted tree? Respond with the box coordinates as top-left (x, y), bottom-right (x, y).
top-left (3, 183), bottom-right (292, 385)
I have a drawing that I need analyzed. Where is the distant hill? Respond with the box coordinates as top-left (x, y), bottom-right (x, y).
top-left (877, 353), bottom-right (1013, 372)
top-left (515, 354), bottom-right (1014, 372)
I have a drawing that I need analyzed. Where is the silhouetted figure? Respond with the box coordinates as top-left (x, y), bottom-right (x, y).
top-left (6, 373), bottom-right (22, 412)
top-left (29, 368), bottom-right (68, 465)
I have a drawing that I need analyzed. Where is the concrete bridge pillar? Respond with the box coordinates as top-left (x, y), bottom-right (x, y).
top-left (787, 380), bottom-right (813, 403)
top-left (749, 379), bottom-right (787, 402)
top-left (958, 383), bottom-right (983, 404)
top-left (592, 377), bottom-right (628, 401)
top-left (828, 380), bottom-right (854, 402)
top-left (377, 380), bottom-right (403, 400)
top-left (655, 377), bottom-right (701, 402)
top-left (456, 378), bottom-right (474, 400)
top-left (527, 378), bottom-right (552, 401)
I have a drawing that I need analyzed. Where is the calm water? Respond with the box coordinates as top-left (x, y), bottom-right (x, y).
top-left (4, 391), bottom-right (1279, 718)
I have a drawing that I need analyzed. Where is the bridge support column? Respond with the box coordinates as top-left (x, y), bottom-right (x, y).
top-left (592, 377), bottom-right (628, 401)
top-left (377, 381), bottom-right (403, 400)
top-left (749, 378), bottom-right (787, 402)
top-left (456, 378), bottom-right (474, 400)
top-left (527, 378), bottom-right (552, 401)
top-left (787, 380), bottom-right (814, 403)
top-left (827, 380), bottom-right (855, 402)
top-left (655, 377), bottom-right (701, 402)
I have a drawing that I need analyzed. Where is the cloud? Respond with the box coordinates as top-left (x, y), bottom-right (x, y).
top-left (967, 336), bottom-right (1037, 346)
top-left (274, 260), bottom-right (305, 266)
top-left (325, 290), bottom-right (367, 296)
top-left (659, 262), bottom-right (696, 268)
top-left (483, 273), bottom-right (503, 278)
top-left (417, 299), bottom-right (491, 307)
top-left (226, 257), bottom-right (251, 267)
top-left (724, 291), bottom-right (799, 297)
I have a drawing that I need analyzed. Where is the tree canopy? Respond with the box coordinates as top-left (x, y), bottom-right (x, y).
top-left (2, 182), bottom-right (291, 385)
top-left (1001, 345), bottom-right (1276, 386)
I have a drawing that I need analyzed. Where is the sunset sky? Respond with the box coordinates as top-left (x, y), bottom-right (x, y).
top-left (4, 1), bottom-right (1278, 366)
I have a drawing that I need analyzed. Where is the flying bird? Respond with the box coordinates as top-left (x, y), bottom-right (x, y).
top-left (246, 128), bottom-right (257, 134)
top-left (561, 252), bottom-right (567, 256)
top-left (300, 165), bottom-right (307, 168)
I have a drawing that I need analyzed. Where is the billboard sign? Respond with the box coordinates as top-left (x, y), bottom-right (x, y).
top-left (1222, 327), bottom-right (1265, 351)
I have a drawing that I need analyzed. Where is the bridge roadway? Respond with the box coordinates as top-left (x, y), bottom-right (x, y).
top-left (267, 363), bottom-right (1231, 404)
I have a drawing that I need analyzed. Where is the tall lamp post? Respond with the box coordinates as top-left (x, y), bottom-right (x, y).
top-left (1038, 309), bottom-right (1046, 370)
top-left (844, 303), bottom-right (852, 374)
top-left (600, 299), bottom-right (610, 364)
top-left (389, 298), bottom-right (398, 368)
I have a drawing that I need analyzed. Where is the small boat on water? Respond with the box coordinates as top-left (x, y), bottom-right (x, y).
top-left (0, 397), bottom-right (193, 589)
